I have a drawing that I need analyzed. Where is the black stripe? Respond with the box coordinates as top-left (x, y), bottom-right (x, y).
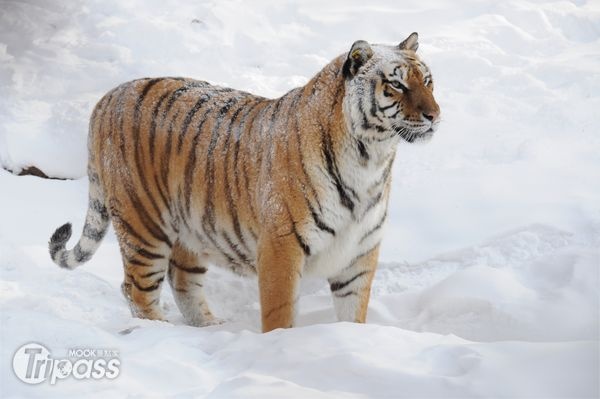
top-left (334, 291), bottom-right (357, 298)
top-left (82, 224), bottom-right (106, 242)
top-left (202, 96), bottom-right (240, 233)
top-left (292, 93), bottom-right (323, 213)
top-left (241, 153), bottom-right (257, 222)
top-left (345, 245), bottom-right (379, 271)
top-left (158, 82), bottom-right (206, 195)
top-left (126, 256), bottom-right (152, 267)
top-left (136, 247), bottom-right (164, 260)
top-left (293, 227), bottom-right (311, 256)
top-left (132, 78), bottom-right (167, 227)
top-left (357, 139), bottom-right (369, 161)
top-left (140, 270), bottom-right (164, 278)
top-left (389, 108), bottom-right (401, 119)
top-left (323, 73), bottom-right (360, 208)
top-left (149, 91), bottom-right (170, 160)
top-left (320, 122), bottom-right (355, 212)
top-left (160, 109), bottom-right (180, 198)
top-left (359, 211), bottom-right (387, 244)
top-left (160, 81), bottom-right (208, 126)
top-left (264, 98), bottom-right (284, 176)
top-left (378, 100), bottom-right (398, 112)
top-left (330, 271), bottom-right (368, 292)
top-left (112, 215), bottom-right (154, 248)
top-left (135, 78), bottom-right (164, 115)
top-left (369, 80), bottom-right (383, 122)
top-left (358, 99), bottom-right (386, 133)
top-left (222, 99), bottom-right (252, 252)
top-left (183, 101), bottom-right (218, 217)
top-left (309, 204), bottom-right (335, 236)
top-left (279, 195), bottom-right (311, 257)
top-left (125, 188), bottom-right (173, 247)
top-left (131, 276), bottom-right (164, 292)
top-left (178, 94), bottom-right (210, 153)
top-left (283, 201), bottom-right (311, 256)
top-left (169, 259), bottom-right (207, 274)
top-left (90, 198), bottom-right (109, 220)
top-left (152, 171), bottom-right (172, 218)
top-left (233, 100), bottom-right (263, 201)
top-left (236, 101), bottom-right (268, 224)
top-left (222, 231), bottom-right (253, 267)
top-left (119, 233), bottom-right (164, 262)
top-left (359, 100), bottom-right (373, 131)
top-left (270, 96), bottom-right (284, 125)
top-left (161, 87), bottom-right (189, 124)
top-left (73, 245), bottom-right (92, 263)
top-left (281, 90), bottom-right (330, 237)
top-left (59, 252), bottom-right (69, 268)
top-left (176, 186), bottom-right (192, 232)
top-left (198, 225), bottom-right (244, 275)
top-left (361, 191), bottom-right (383, 219)
top-left (370, 157), bottom-right (394, 191)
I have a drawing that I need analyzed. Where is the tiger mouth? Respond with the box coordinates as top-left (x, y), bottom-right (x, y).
top-left (396, 127), bottom-right (435, 143)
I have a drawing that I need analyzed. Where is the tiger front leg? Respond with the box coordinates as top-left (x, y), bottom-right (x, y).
top-left (328, 245), bottom-right (379, 323)
top-left (257, 233), bottom-right (306, 333)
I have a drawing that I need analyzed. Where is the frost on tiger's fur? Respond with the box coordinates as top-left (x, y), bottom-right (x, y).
top-left (49, 32), bottom-right (440, 332)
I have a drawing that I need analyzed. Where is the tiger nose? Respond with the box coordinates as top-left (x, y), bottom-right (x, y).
top-left (422, 110), bottom-right (439, 122)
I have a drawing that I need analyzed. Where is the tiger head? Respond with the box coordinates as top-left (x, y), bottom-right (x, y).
top-left (342, 32), bottom-right (441, 143)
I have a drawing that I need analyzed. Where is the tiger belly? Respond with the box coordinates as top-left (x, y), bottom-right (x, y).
top-left (177, 221), bottom-right (259, 277)
top-left (176, 198), bottom-right (386, 280)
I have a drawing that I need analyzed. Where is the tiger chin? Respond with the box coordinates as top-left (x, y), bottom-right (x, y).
top-left (49, 32), bottom-right (440, 333)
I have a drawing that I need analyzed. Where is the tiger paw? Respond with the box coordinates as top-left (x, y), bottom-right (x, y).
top-left (198, 317), bottom-right (226, 327)
top-left (185, 313), bottom-right (226, 327)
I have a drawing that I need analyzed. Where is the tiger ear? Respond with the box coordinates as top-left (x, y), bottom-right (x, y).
top-left (399, 32), bottom-right (419, 52)
top-left (343, 40), bottom-right (373, 79)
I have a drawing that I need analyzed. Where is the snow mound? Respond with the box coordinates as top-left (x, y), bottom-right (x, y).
top-left (0, 170), bottom-right (598, 397)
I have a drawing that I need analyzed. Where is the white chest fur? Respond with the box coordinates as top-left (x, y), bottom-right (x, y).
top-left (304, 139), bottom-right (395, 279)
top-left (304, 198), bottom-right (387, 278)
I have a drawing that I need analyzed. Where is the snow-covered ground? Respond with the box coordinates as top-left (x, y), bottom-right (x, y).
top-left (1, 0), bottom-right (599, 397)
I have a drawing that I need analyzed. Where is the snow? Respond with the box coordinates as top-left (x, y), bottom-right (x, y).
top-left (1, 0), bottom-right (599, 397)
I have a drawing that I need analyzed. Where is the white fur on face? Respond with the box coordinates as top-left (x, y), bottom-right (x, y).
top-left (343, 44), bottom-right (436, 144)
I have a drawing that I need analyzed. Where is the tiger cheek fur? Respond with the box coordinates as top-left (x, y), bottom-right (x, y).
top-left (48, 33), bottom-right (440, 333)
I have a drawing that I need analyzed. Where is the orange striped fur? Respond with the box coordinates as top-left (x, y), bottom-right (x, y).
top-left (49, 33), bottom-right (440, 332)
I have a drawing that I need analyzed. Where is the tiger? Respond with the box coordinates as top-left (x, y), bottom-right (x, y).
top-left (48, 32), bottom-right (440, 333)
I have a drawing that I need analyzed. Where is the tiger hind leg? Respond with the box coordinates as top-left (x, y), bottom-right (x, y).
top-left (120, 254), bottom-right (169, 321)
top-left (113, 217), bottom-right (171, 321)
top-left (167, 241), bottom-right (221, 327)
